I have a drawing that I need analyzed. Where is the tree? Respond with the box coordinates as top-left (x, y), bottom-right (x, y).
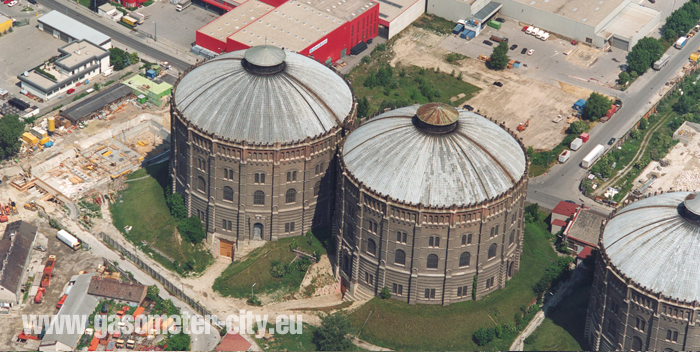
top-left (618, 71), bottom-right (630, 85)
top-left (380, 286), bottom-right (391, 299)
top-left (674, 94), bottom-right (696, 114)
top-left (312, 313), bottom-right (354, 351)
top-left (627, 37), bottom-right (664, 74)
top-left (129, 52), bottom-right (140, 65)
top-left (639, 118), bottom-right (648, 130)
top-left (488, 42), bottom-right (509, 70)
top-left (524, 203), bottom-right (539, 223)
top-left (109, 48), bottom-right (129, 71)
top-left (0, 114), bottom-right (24, 159)
top-left (165, 332), bottom-right (190, 351)
top-left (582, 92), bottom-right (611, 121)
top-left (165, 190), bottom-right (187, 221)
top-left (357, 97), bottom-right (370, 118)
top-left (177, 216), bottom-right (206, 244)
top-left (472, 327), bottom-right (496, 346)
top-left (567, 121), bottom-right (589, 135)
top-left (146, 285), bottom-right (160, 300)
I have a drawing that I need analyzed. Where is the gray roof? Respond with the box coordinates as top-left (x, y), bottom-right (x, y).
top-left (0, 221), bottom-right (37, 296)
top-left (565, 209), bottom-right (606, 247)
top-left (61, 84), bottom-right (133, 122)
top-left (41, 273), bottom-right (98, 350)
top-left (245, 45), bottom-right (286, 67)
top-left (603, 192), bottom-right (700, 302)
top-left (341, 105), bottom-right (527, 207)
top-left (174, 48), bottom-right (353, 145)
top-left (39, 11), bottom-right (111, 46)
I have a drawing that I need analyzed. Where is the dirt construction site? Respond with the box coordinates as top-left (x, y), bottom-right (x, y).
top-left (390, 27), bottom-right (594, 150)
top-left (632, 122), bottom-right (700, 195)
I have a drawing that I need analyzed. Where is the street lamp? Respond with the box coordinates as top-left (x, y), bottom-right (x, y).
top-left (251, 283), bottom-right (256, 300)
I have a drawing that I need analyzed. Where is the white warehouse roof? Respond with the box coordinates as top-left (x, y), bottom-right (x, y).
top-left (39, 11), bottom-right (111, 47)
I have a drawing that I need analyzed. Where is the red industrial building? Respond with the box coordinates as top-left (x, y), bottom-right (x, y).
top-left (196, 0), bottom-right (379, 64)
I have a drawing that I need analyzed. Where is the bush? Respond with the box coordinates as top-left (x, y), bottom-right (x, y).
top-left (472, 327), bottom-right (495, 346)
top-left (313, 313), bottom-right (354, 351)
top-left (618, 71), bottom-right (630, 84)
top-left (380, 286), bottom-right (391, 299)
top-left (524, 203), bottom-right (539, 223)
top-left (567, 120), bottom-right (589, 135)
top-left (247, 295), bottom-right (262, 306)
top-left (361, 56), bottom-right (371, 64)
top-left (524, 335), bottom-right (535, 345)
top-left (270, 260), bottom-right (287, 278)
top-left (165, 188), bottom-right (187, 220)
top-left (177, 216), bottom-right (206, 244)
top-left (496, 322), bottom-right (517, 339)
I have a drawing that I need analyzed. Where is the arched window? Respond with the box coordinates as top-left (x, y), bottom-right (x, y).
top-left (197, 176), bottom-right (206, 192)
top-left (461, 235), bottom-right (467, 245)
top-left (434, 237), bottom-right (440, 247)
top-left (253, 190), bottom-right (265, 205)
top-left (631, 336), bottom-right (643, 351)
top-left (314, 181), bottom-right (321, 197)
top-left (395, 249), bottom-right (405, 265)
top-left (367, 239), bottom-right (376, 256)
top-left (315, 165), bottom-right (319, 175)
top-left (429, 236), bottom-right (434, 246)
top-left (459, 252), bottom-right (470, 267)
top-left (223, 186), bottom-right (233, 201)
top-left (320, 162), bottom-right (325, 173)
top-left (427, 254), bottom-right (438, 269)
top-left (509, 230), bottom-right (515, 245)
top-left (286, 189), bottom-right (296, 203)
top-left (490, 226), bottom-right (494, 237)
top-left (488, 243), bottom-right (497, 259)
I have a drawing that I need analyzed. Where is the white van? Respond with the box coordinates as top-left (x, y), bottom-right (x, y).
top-left (541, 32), bottom-right (550, 41)
top-left (525, 27), bottom-right (535, 35)
top-left (102, 68), bottom-right (113, 77)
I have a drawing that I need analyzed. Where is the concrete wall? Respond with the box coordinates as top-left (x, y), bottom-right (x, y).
top-left (388, 0), bottom-right (427, 39)
top-left (427, 0), bottom-right (472, 23)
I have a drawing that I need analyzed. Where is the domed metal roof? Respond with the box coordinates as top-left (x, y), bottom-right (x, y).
top-left (416, 103), bottom-right (459, 126)
top-left (174, 46), bottom-right (353, 145)
top-left (603, 192), bottom-right (700, 302)
top-left (341, 105), bottom-right (527, 207)
top-left (244, 45), bottom-right (285, 67)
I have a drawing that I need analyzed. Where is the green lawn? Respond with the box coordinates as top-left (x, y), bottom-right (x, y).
top-left (213, 234), bottom-right (326, 298)
top-left (347, 212), bottom-right (558, 351)
top-left (525, 269), bottom-right (593, 352)
top-left (255, 323), bottom-right (318, 352)
top-left (110, 162), bottom-right (212, 274)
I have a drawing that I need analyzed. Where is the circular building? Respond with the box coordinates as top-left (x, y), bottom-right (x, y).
top-left (334, 103), bottom-right (528, 305)
top-left (171, 46), bottom-right (356, 258)
top-left (586, 192), bottom-right (700, 352)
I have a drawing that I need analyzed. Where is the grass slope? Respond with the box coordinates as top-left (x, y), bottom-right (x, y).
top-left (110, 162), bottom-right (212, 273)
top-left (213, 235), bottom-right (326, 298)
top-left (348, 212), bottom-right (558, 351)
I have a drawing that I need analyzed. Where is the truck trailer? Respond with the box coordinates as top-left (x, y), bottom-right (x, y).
top-left (570, 138), bottom-right (583, 151)
top-left (582, 144), bottom-right (605, 169)
top-left (57, 230), bottom-right (81, 250)
top-left (676, 36), bottom-right (688, 49)
top-left (490, 34), bottom-right (508, 43)
top-left (558, 150), bottom-right (571, 163)
top-left (653, 54), bottom-right (670, 70)
top-left (176, 0), bottom-right (191, 11)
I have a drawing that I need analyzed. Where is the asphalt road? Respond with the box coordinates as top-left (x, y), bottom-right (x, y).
top-left (527, 33), bottom-right (700, 211)
top-left (36, 0), bottom-right (192, 70)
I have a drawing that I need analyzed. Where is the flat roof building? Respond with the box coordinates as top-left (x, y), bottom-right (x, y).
top-left (0, 221), bottom-right (37, 306)
top-left (87, 277), bottom-right (148, 306)
top-left (196, 0), bottom-right (379, 63)
top-left (60, 84), bottom-right (133, 122)
top-left (38, 11), bottom-right (112, 49)
top-left (18, 40), bottom-right (111, 101)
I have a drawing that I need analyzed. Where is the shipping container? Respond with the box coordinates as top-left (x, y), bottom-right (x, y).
top-left (22, 132), bottom-right (38, 145)
top-left (487, 20), bottom-right (501, 30)
top-left (580, 133), bottom-right (590, 143)
top-left (44, 141), bottom-right (54, 148)
top-left (691, 52), bottom-right (700, 62)
top-left (30, 127), bottom-right (47, 138)
top-left (453, 23), bottom-right (464, 34)
top-left (570, 138), bottom-right (583, 151)
top-left (459, 30), bottom-right (468, 39)
top-left (466, 31), bottom-right (475, 40)
top-left (39, 137), bottom-right (50, 145)
top-left (558, 150), bottom-right (571, 163)
top-left (582, 144), bottom-right (605, 168)
top-left (122, 16), bottom-right (137, 26)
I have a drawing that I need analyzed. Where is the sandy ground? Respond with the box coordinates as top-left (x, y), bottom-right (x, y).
top-left (633, 126), bottom-right (700, 193)
top-left (389, 27), bottom-right (587, 150)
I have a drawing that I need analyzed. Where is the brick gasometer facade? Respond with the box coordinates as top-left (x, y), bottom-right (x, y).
top-left (169, 63), bottom-right (357, 258)
top-left (334, 154), bottom-right (529, 305)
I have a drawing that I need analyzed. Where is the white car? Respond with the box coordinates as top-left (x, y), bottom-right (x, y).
top-left (527, 49), bottom-right (535, 56)
top-left (7, 1), bottom-right (17, 6)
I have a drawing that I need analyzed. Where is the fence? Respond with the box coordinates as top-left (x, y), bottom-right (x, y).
top-left (99, 232), bottom-right (222, 327)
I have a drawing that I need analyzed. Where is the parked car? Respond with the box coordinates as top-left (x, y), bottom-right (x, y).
top-left (495, 17), bottom-right (505, 23)
top-left (462, 104), bottom-right (474, 111)
top-left (608, 138), bottom-right (616, 145)
top-left (28, 0), bottom-right (37, 4)
top-left (101, 303), bottom-right (109, 314)
top-left (649, 0), bottom-right (655, 3)
top-left (67, 88), bottom-right (76, 94)
top-left (34, 245), bottom-right (46, 252)
top-left (571, 40), bottom-right (578, 45)
top-left (510, 44), bottom-right (518, 50)
top-left (493, 81), bottom-right (503, 87)
top-left (521, 48), bottom-right (527, 54)
top-left (483, 40), bottom-right (493, 46)
top-left (7, 1), bottom-right (17, 6)
top-left (527, 49), bottom-right (535, 56)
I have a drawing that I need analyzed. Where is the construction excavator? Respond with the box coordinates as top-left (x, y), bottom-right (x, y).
top-left (9, 199), bottom-right (17, 215)
top-left (517, 120), bottom-right (530, 132)
top-left (0, 205), bottom-right (8, 223)
top-left (24, 201), bottom-right (39, 211)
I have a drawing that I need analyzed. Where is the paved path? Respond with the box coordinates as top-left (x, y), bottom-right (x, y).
top-left (352, 337), bottom-right (393, 351)
top-left (510, 310), bottom-right (545, 351)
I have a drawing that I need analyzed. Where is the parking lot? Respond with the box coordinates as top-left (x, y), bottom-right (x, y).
top-left (441, 17), bottom-right (625, 90)
top-left (134, 0), bottom-right (219, 50)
